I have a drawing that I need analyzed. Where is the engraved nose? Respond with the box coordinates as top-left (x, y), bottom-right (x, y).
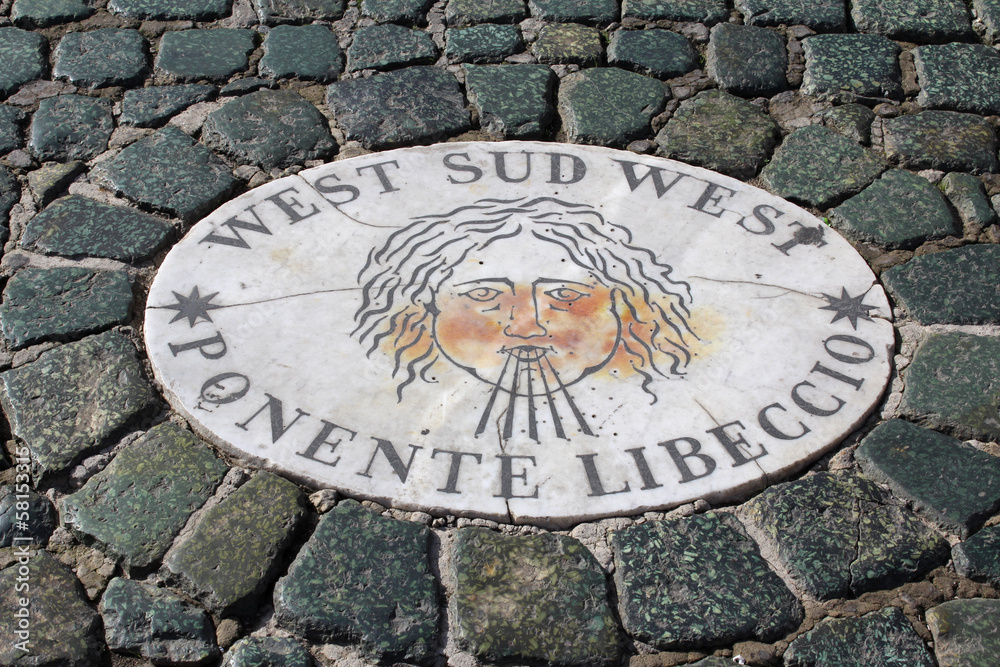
top-left (503, 294), bottom-right (547, 339)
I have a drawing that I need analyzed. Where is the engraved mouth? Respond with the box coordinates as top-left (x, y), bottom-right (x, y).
top-left (504, 345), bottom-right (552, 362)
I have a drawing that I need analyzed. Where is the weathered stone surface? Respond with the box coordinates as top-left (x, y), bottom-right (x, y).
top-left (881, 245), bottom-right (1000, 325)
top-left (220, 77), bottom-right (276, 96)
top-left (109, 0), bottom-right (232, 19)
top-left (941, 172), bottom-right (997, 228)
top-left (0, 267), bottom-right (133, 348)
top-left (900, 333), bottom-right (1000, 442)
top-left (0, 551), bottom-right (105, 667)
top-left (883, 110), bottom-right (999, 174)
top-left (273, 500), bottom-right (437, 662)
top-left (914, 43), bottom-right (1000, 115)
top-left (851, 0), bottom-right (973, 41)
top-left (28, 95), bottom-right (113, 162)
top-left (164, 472), bottom-right (305, 615)
top-left (446, 24), bottom-right (523, 64)
top-left (608, 28), bottom-right (696, 79)
top-left (820, 104), bottom-right (876, 144)
top-left (202, 90), bottom-right (335, 171)
top-left (802, 34), bottom-right (901, 102)
top-left (326, 67), bottom-right (470, 148)
top-left (0, 331), bottom-right (158, 479)
top-left (953, 525), bottom-right (1000, 587)
top-left (529, 0), bottom-right (618, 23)
top-left (0, 485), bottom-right (56, 546)
top-left (1, 166), bottom-right (18, 228)
top-left (120, 84), bottom-right (216, 127)
top-left (532, 22), bottom-right (602, 66)
top-left (856, 419), bottom-right (1000, 537)
top-left (612, 513), bottom-right (801, 650)
top-left (155, 29), bottom-right (255, 81)
top-left (361, 0), bottom-right (432, 22)
top-left (28, 160), bottom-right (85, 206)
top-left (558, 67), bottom-right (666, 145)
top-left (100, 577), bottom-right (219, 665)
top-left (0, 28), bottom-right (46, 99)
top-left (11, 0), bottom-right (93, 27)
top-left (741, 472), bottom-right (949, 600)
top-left (254, 0), bottom-right (346, 23)
top-left (347, 23), bottom-right (437, 71)
top-left (785, 607), bottom-right (934, 667)
top-left (760, 125), bottom-right (885, 209)
top-left (926, 599), bottom-right (1000, 666)
top-left (222, 637), bottom-right (313, 667)
top-left (464, 64), bottom-right (555, 137)
top-left (53, 28), bottom-right (148, 88)
top-left (61, 422), bottom-right (229, 572)
top-left (976, 0), bottom-right (1000, 43)
top-left (259, 25), bottom-right (343, 81)
top-left (829, 170), bottom-right (958, 249)
top-left (623, 0), bottom-right (727, 23)
top-left (707, 23), bottom-right (786, 97)
top-left (446, 0), bottom-right (526, 24)
top-left (656, 89), bottom-right (778, 179)
top-left (453, 527), bottom-right (620, 665)
top-left (0, 105), bottom-right (26, 154)
top-left (95, 126), bottom-right (238, 221)
top-left (737, 0), bottom-right (846, 30)
top-left (21, 195), bottom-right (173, 260)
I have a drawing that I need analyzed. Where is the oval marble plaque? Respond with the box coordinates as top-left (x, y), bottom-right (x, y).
top-left (145, 142), bottom-right (893, 526)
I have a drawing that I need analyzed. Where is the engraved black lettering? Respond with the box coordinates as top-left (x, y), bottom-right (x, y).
top-left (494, 454), bottom-right (539, 499)
top-left (659, 437), bottom-right (716, 483)
top-left (689, 182), bottom-right (736, 218)
top-left (758, 403), bottom-right (810, 440)
top-left (169, 332), bottom-right (227, 359)
top-left (357, 438), bottom-right (422, 482)
top-left (199, 372), bottom-right (250, 405)
top-left (200, 206), bottom-right (271, 249)
top-left (357, 160), bottom-right (400, 193)
top-left (432, 449), bottom-right (483, 494)
top-left (236, 393), bottom-right (310, 443)
top-left (492, 151), bottom-right (532, 183)
top-left (548, 152), bottom-right (586, 184)
top-left (264, 187), bottom-right (320, 224)
top-left (625, 447), bottom-right (663, 490)
top-left (443, 152), bottom-right (484, 184)
top-left (296, 420), bottom-right (357, 467)
top-left (615, 160), bottom-right (687, 198)
top-left (311, 174), bottom-right (361, 206)
top-left (824, 334), bottom-right (876, 364)
top-left (577, 453), bottom-right (631, 497)
top-left (811, 362), bottom-right (864, 390)
top-left (791, 380), bottom-right (846, 416)
top-left (737, 204), bottom-right (783, 235)
top-left (706, 420), bottom-right (767, 466)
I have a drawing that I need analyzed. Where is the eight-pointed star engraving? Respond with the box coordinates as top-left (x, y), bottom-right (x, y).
top-left (820, 287), bottom-right (876, 329)
top-left (164, 286), bottom-right (223, 327)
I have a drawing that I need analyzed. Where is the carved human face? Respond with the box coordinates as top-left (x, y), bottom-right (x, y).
top-left (432, 236), bottom-right (621, 389)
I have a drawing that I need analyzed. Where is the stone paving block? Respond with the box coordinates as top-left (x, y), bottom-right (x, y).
top-left (851, 0), bottom-right (973, 42)
top-left (926, 598), bottom-right (1000, 666)
top-left (0, 166), bottom-right (18, 228)
top-left (109, 0), bottom-right (232, 19)
top-left (347, 24), bottom-right (437, 71)
top-left (259, 25), bottom-right (343, 81)
top-left (464, 64), bottom-right (555, 137)
top-left (914, 43), bottom-right (1000, 115)
top-left (611, 513), bottom-right (801, 650)
top-left (0, 551), bottom-right (105, 667)
top-left (656, 89), bottom-right (778, 180)
top-left (28, 94), bottom-right (113, 162)
top-left (446, 24), bottom-right (523, 64)
top-left (741, 472), bottom-right (949, 600)
top-left (100, 577), bottom-right (220, 664)
top-left (326, 66), bottom-right (470, 148)
top-left (802, 34), bottom-right (901, 102)
top-left (0, 28), bottom-right (47, 99)
top-left (254, 0), bottom-right (346, 23)
top-left (0, 105), bottom-right (26, 154)
top-left (61, 422), bottom-right (229, 572)
top-left (0, 331), bottom-right (157, 479)
top-left (361, 0), bottom-right (432, 23)
top-left (900, 333), bottom-right (1000, 442)
top-left (736, 0), bottom-right (846, 30)
top-left (11, 0), bottom-right (93, 27)
top-left (881, 245), bottom-right (1000, 325)
top-left (453, 527), bottom-right (620, 665)
top-left (0, 267), bottom-right (133, 348)
top-left (608, 29), bottom-right (697, 79)
top-left (623, 0), bottom-right (728, 23)
top-left (856, 419), bottom-right (1000, 537)
top-left (202, 90), bottom-right (335, 171)
top-left (0, 485), bottom-right (57, 547)
top-left (941, 172), bottom-right (997, 229)
top-left (829, 170), bottom-right (958, 249)
top-left (28, 160), bottom-right (85, 206)
top-left (273, 500), bottom-right (438, 662)
top-left (21, 195), bottom-right (173, 261)
top-left (222, 637), bottom-right (313, 667)
top-left (953, 525), bottom-right (1000, 587)
top-left (529, 0), bottom-right (618, 23)
top-left (784, 606), bottom-right (934, 667)
top-left (120, 84), bottom-right (216, 127)
top-left (156, 29), bottom-right (255, 81)
top-left (975, 0), bottom-right (1000, 43)
top-left (760, 125), bottom-right (885, 209)
top-left (558, 67), bottom-right (666, 146)
top-left (164, 472), bottom-right (305, 615)
top-left (820, 104), bottom-right (875, 144)
top-left (707, 23), bottom-right (786, 97)
top-left (96, 126), bottom-right (238, 221)
top-left (220, 77), bottom-right (276, 96)
top-left (446, 0), bottom-right (526, 24)
top-left (53, 28), bottom-right (148, 88)
top-left (532, 23), bottom-right (603, 66)
top-left (883, 111), bottom-right (999, 174)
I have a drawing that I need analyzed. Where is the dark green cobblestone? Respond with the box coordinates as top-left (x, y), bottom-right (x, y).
top-left (273, 500), bottom-right (438, 662)
top-left (464, 64), bottom-right (555, 137)
top-left (914, 43), bottom-right (1000, 115)
top-left (736, 0), bottom-right (846, 30)
top-left (558, 67), bottom-right (666, 145)
top-left (347, 24), bottom-right (437, 72)
top-left (445, 0), bottom-right (526, 25)
top-left (529, 0), bottom-right (618, 24)
top-left (221, 78), bottom-right (276, 96)
top-left (11, 0), bottom-right (93, 28)
top-left (611, 513), bottom-right (801, 650)
top-left (0, 485), bottom-right (56, 546)
top-left (53, 29), bottom-right (148, 88)
top-left (222, 637), bottom-right (313, 667)
top-left (802, 34), bottom-right (902, 102)
top-left (0, 166), bottom-right (18, 231)
top-left (975, 0), bottom-right (1000, 43)
top-left (532, 23), bottom-right (603, 66)
top-left (155, 29), bottom-right (256, 81)
top-left (120, 84), bottom-right (216, 127)
top-left (941, 172), bottom-right (997, 228)
top-left (28, 160), bottom-right (85, 206)
top-left (61, 422), bottom-right (229, 573)
top-left (0, 267), bottom-right (133, 348)
top-left (0, 28), bottom-right (46, 99)
top-left (452, 527), bottom-right (620, 666)
top-left (361, 0), bottom-right (433, 23)
top-left (820, 104), bottom-right (876, 144)
top-left (28, 95), bottom-right (113, 162)
top-left (851, 0), bottom-right (973, 42)
top-left (784, 607), bottom-right (934, 667)
top-left (623, 0), bottom-right (728, 23)
top-left (900, 333), bottom-right (1000, 442)
top-left (0, 105), bottom-right (27, 154)
top-left (883, 110), bottom-right (999, 174)
top-left (608, 29), bottom-right (697, 79)
top-left (109, 0), bottom-right (232, 20)
top-left (446, 24), bottom-right (523, 64)
top-left (707, 23), bottom-right (786, 97)
top-left (259, 25), bottom-right (343, 81)
top-left (953, 525), bottom-right (1000, 587)
top-left (926, 599), bottom-right (1000, 665)
top-left (254, 0), bottom-right (346, 23)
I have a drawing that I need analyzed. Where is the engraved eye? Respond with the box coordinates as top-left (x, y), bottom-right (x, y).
top-left (461, 287), bottom-right (503, 302)
top-left (545, 287), bottom-right (587, 303)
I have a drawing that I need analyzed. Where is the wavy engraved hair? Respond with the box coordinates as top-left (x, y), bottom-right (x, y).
top-left (352, 197), bottom-right (696, 400)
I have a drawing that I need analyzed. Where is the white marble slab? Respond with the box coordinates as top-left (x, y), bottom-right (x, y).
top-left (145, 142), bottom-right (894, 526)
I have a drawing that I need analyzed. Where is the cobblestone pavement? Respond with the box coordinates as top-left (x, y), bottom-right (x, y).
top-left (0, 0), bottom-right (999, 666)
